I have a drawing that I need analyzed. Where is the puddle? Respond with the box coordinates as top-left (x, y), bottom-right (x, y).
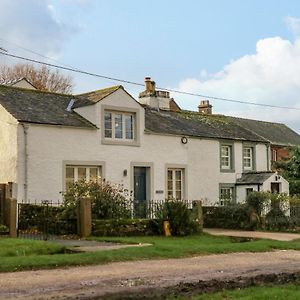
top-left (230, 236), bottom-right (258, 243)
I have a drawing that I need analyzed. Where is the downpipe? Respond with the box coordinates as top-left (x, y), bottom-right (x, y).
top-left (21, 124), bottom-right (29, 202)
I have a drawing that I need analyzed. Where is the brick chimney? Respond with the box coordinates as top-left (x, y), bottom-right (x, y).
top-left (144, 77), bottom-right (156, 94)
top-left (198, 100), bottom-right (212, 114)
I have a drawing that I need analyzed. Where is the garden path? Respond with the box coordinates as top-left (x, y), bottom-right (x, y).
top-left (203, 228), bottom-right (300, 241)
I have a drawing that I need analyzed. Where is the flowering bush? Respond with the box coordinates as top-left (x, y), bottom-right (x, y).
top-left (62, 179), bottom-right (131, 219)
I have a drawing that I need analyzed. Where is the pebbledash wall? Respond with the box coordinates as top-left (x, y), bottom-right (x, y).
top-left (9, 88), bottom-right (277, 205)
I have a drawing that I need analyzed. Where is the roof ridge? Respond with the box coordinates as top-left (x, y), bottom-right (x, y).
top-left (0, 83), bottom-right (72, 97)
top-left (229, 115), bottom-right (284, 126)
top-left (76, 85), bottom-right (122, 97)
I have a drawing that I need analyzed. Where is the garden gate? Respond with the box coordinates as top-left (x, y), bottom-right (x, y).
top-left (17, 200), bottom-right (78, 240)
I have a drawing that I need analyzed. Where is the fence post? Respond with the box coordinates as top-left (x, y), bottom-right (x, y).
top-left (78, 197), bottom-right (92, 238)
top-left (4, 198), bottom-right (17, 238)
top-left (193, 200), bottom-right (203, 231)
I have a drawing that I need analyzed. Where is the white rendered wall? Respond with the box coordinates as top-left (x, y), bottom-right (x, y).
top-left (14, 89), bottom-right (272, 204)
top-left (236, 185), bottom-right (259, 203)
top-left (0, 105), bottom-right (18, 185)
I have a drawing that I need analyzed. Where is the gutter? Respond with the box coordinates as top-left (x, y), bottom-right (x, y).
top-left (21, 124), bottom-right (29, 202)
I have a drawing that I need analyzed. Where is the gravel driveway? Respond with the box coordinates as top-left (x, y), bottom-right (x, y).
top-left (0, 250), bottom-right (299, 299)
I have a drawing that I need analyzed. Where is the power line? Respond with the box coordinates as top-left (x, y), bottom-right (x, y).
top-left (1, 50), bottom-right (300, 111)
top-left (0, 37), bottom-right (77, 70)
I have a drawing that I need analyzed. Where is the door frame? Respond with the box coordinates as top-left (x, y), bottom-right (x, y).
top-left (130, 162), bottom-right (154, 201)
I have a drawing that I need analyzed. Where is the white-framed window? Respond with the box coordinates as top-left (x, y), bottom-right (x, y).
top-left (220, 187), bottom-right (234, 206)
top-left (243, 147), bottom-right (253, 170)
top-left (221, 145), bottom-right (232, 170)
top-left (104, 111), bottom-right (135, 140)
top-left (167, 169), bottom-right (184, 200)
top-left (65, 165), bottom-right (101, 190)
top-left (272, 149), bottom-right (277, 162)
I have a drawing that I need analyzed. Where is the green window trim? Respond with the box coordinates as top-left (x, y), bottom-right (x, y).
top-left (219, 183), bottom-right (236, 205)
top-left (242, 143), bottom-right (256, 172)
top-left (219, 141), bottom-right (235, 173)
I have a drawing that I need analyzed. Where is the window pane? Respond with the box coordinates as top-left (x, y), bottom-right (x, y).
top-left (168, 170), bottom-right (173, 180)
top-left (220, 188), bottom-right (233, 204)
top-left (114, 114), bottom-right (123, 138)
top-left (176, 191), bottom-right (182, 200)
top-left (104, 112), bottom-right (112, 138)
top-left (221, 146), bottom-right (229, 157)
top-left (125, 114), bottom-right (134, 139)
top-left (167, 180), bottom-right (173, 190)
top-left (221, 145), bottom-right (231, 168)
top-left (66, 167), bottom-right (74, 190)
top-left (175, 170), bottom-right (182, 180)
top-left (90, 167), bottom-right (98, 182)
top-left (66, 167), bottom-right (74, 179)
top-left (175, 181), bottom-right (181, 190)
top-left (78, 167), bottom-right (86, 181)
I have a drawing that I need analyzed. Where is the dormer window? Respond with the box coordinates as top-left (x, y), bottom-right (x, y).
top-left (101, 105), bottom-right (140, 147)
top-left (104, 111), bottom-right (135, 140)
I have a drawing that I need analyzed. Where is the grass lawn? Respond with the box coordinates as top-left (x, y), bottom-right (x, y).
top-left (0, 234), bottom-right (299, 272)
top-left (175, 283), bottom-right (300, 299)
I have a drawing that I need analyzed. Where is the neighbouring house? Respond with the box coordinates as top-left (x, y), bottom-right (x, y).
top-left (0, 77), bottom-right (294, 212)
top-left (6, 77), bottom-right (37, 90)
top-left (230, 116), bottom-right (300, 166)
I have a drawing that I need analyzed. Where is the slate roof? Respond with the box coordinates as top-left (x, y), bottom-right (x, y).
top-left (0, 85), bottom-right (96, 128)
top-left (230, 117), bottom-right (300, 146)
top-left (74, 86), bottom-right (122, 108)
top-left (236, 172), bottom-right (274, 185)
top-left (144, 108), bottom-right (267, 142)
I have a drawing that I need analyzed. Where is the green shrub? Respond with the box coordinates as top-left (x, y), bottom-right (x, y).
top-left (203, 204), bottom-right (250, 230)
top-left (18, 203), bottom-right (77, 235)
top-left (155, 199), bottom-right (200, 236)
top-left (92, 219), bottom-right (159, 236)
top-left (246, 191), bottom-right (269, 215)
top-left (265, 207), bottom-right (289, 231)
top-left (0, 224), bottom-right (8, 234)
top-left (289, 180), bottom-right (300, 196)
top-left (62, 180), bottom-right (131, 219)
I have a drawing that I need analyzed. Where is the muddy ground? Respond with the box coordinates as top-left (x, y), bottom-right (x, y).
top-left (0, 250), bottom-right (299, 299)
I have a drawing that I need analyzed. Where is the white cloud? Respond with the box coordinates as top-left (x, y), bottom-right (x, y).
top-left (174, 36), bottom-right (300, 132)
top-left (285, 16), bottom-right (300, 36)
top-left (0, 0), bottom-right (80, 58)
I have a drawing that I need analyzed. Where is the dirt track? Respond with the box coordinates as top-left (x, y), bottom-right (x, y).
top-left (0, 250), bottom-right (299, 299)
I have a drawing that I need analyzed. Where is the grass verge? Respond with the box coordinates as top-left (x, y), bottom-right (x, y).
top-left (0, 234), bottom-right (299, 272)
top-left (180, 283), bottom-right (300, 299)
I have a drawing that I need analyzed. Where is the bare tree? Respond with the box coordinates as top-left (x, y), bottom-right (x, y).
top-left (0, 63), bottom-right (73, 94)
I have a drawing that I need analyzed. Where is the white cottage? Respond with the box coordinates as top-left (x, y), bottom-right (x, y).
top-left (0, 78), bottom-right (292, 208)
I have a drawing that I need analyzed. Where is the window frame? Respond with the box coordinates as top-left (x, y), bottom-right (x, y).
top-left (167, 168), bottom-right (184, 200)
top-left (219, 183), bottom-right (236, 205)
top-left (165, 164), bottom-right (187, 200)
top-left (101, 105), bottom-right (140, 146)
top-left (220, 142), bottom-right (235, 173)
top-left (242, 143), bottom-right (256, 171)
top-left (63, 161), bottom-right (105, 192)
top-left (272, 149), bottom-right (277, 162)
top-left (246, 187), bottom-right (254, 197)
top-left (104, 111), bottom-right (135, 140)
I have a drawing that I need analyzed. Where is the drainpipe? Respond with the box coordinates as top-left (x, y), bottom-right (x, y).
top-left (21, 124), bottom-right (29, 202)
top-left (266, 144), bottom-right (271, 171)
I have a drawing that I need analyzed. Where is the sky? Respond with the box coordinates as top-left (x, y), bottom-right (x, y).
top-left (1, 0), bottom-right (300, 131)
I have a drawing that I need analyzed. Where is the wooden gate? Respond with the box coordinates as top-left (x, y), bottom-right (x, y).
top-left (0, 184), bottom-right (7, 224)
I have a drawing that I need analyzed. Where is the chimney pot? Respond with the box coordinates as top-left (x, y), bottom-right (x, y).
top-left (198, 100), bottom-right (212, 114)
top-left (145, 77), bottom-right (155, 93)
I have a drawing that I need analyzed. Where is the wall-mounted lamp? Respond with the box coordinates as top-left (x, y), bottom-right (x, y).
top-left (181, 136), bottom-right (188, 144)
top-left (123, 169), bottom-right (128, 177)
